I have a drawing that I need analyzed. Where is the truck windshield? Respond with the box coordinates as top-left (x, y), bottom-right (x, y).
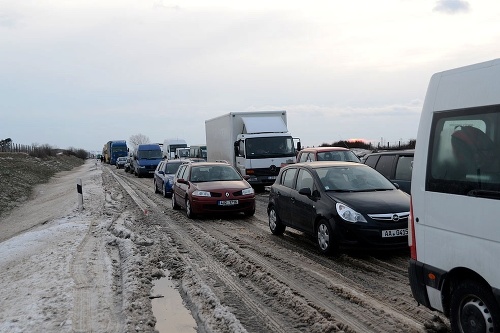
top-left (245, 137), bottom-right (295, 158)
top-left (138, 150), bottom-right (162, 159)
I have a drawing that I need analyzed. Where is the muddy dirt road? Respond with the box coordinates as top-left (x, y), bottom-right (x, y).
top-left (107, 163), bottom-right (450, 333)
top-left (0, 160), bottom-right (449, 333)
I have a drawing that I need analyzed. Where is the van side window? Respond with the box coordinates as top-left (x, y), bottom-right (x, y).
top-left (427, 105), bottom-right (500, 195)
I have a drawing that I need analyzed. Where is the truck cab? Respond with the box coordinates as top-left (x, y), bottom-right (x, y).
top-left (205, 111), bottom-right (301, 187)
top-left (234, 134), bottom-right (298, 185)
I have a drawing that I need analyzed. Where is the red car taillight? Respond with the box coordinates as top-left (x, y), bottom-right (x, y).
top-left (409, 197), bottom-right (417, 260)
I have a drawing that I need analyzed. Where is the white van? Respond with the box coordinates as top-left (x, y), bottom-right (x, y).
top-left (409, 59), bottom-right (500, 332)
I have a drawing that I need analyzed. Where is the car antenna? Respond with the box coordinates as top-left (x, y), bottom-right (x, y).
top-left (339, 140), bottom-right (350, 149)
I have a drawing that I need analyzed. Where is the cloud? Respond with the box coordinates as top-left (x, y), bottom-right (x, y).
top-left (434, 0), bottom-right (470, 14)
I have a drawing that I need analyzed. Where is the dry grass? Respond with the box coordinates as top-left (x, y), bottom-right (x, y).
top-left (0, 152), bottom-right (85, 217)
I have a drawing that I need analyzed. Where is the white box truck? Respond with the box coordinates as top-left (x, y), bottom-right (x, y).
top-left (409, 59), bottom-right (500, 332)
top-left (205, 111), bottom-right (300, 187)
top-left (162, 138), bottom-right (188, 159)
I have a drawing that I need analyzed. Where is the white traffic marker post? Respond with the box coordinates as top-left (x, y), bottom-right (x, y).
top-left (77, 178), bottom-right (83, 210)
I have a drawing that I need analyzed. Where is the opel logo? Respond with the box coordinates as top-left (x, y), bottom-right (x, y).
top-left (392, 214), bottom-right (400, 222)
top-left (225, 192), bottom-right (229, 197)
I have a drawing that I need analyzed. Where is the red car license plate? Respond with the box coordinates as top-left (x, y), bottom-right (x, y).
top-left (218, 200), bottom-right (238, 206)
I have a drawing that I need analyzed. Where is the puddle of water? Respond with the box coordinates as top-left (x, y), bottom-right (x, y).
top-left (151, 271), bottom-right (197, 333)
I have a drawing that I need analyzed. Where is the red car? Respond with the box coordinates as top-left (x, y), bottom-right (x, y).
top-left (171, 162), bottom-right (255, 218)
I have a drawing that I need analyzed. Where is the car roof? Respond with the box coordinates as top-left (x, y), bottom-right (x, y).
top-left (287, 161), bottom-right (366, 170)
top-left (184, 162), bottom-right (231, 167)
top-left (299, 147), bottom-right (351, 153)
top-left (364, 149), bottom-right (414, 157)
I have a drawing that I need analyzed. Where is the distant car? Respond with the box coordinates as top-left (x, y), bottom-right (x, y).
top-left (115, 156), bottom-right (128, 169)
top-left (267, 161), bottom-right (410, 255)
top-left (154, 160), bottom-right (183, 198)
top-left (296, 147), bottom-right (361, 163)
top-left (124, 157), bottom-right (133, 173)
top-left (171, 162), bottom-right (255, 218)
top-left (363, 150), bottom-right (414, 194)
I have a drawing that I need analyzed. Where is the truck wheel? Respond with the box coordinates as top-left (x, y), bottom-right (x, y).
top-left (450, 279), bottom-right (500, 333)
top-left (185, 199), bottom-right (195, 219)
top-left (171, 193), bottom-right (180, 210)
top-left (268, 206), bottom-right (285, 235)
top-left (316, 219), bottom-right (339, 256)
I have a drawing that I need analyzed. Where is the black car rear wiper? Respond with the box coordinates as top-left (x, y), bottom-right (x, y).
top-left (467, 189), bottom-right (500, 200)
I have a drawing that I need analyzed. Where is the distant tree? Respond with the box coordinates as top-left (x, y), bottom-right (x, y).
top-left (320, 140), bottom-right (374, 150)
top-left (129, 134), bottom-right (150, 152)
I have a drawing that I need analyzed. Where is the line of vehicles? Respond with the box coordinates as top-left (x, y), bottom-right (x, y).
top-left (105, 58), bottom-right (500, 332)
top-left (105, 110), bottom-right (302, 183)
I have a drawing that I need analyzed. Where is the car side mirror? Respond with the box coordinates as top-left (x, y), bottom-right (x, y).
top-left (298, 188), bottom-right (312, 196)
top-left (159, 171), bottom-right (164, 175)
top-left (393, 182), bottom-right (400, 189)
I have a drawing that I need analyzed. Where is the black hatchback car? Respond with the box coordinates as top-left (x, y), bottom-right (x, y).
top-left (267, 161), bottom-right (410, 255)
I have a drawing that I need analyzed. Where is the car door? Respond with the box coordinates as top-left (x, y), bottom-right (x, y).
top-left (159, 161), bottom-right (169, 190)
top-left (154, 161), bottom-right (164, 191)
top-left (273, 167), bottom-right (297, 225)
top-left (290, 168), bottom-right (317, 234)
top-left (173, 164), bottom-right (188, 208)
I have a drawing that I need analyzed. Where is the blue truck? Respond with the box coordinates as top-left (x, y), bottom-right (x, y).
top-left (132, 143), bottom-right (162, 177)
top-left (108, 140), bottom-right (128, 165)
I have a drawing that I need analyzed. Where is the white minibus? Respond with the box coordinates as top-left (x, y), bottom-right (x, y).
top-left (409, 59), bottom-right (500, 333)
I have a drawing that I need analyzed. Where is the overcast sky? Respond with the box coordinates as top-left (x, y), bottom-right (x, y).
top-left (1, 0), bottom-right (499, 152)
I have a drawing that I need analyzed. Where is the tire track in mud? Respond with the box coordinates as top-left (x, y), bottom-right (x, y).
top-left (250, 196), bottom-right (439, 322)
top-left (111, 170), bottom-right (292, 332)
top-left (218, 215), bottom-right (446, 332)
top-left (191, 198), bottom-right (446, 333)
top-left (112, 172), bottom-right (395, 332)
top-left (193, 220), bottom-right (427, 333)
top-left (70, 215), bottom-right (122, 333)
top-left (108, 166), bottom-right (449, 333)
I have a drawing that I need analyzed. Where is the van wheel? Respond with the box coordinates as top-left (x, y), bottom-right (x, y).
top-left (268, 206), bottom-right (285, 235)
top-left (316, 219), bottom-right (339, 256)
top-left (450, 279), bottom-right (500, 333)
top-left (171, 193), bottom-right (180, 210)
top-left (186, 199), bottom-right (195, 219)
